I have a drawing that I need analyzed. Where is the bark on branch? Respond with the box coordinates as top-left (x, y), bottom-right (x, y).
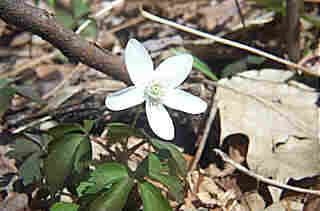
top-left (0, 0), bottom-right (130, 84)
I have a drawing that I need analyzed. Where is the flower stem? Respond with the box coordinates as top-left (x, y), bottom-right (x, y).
top-left (132, 105), bottom-right (143, 129)
top-left (122, 105), bottom-right (143, 158)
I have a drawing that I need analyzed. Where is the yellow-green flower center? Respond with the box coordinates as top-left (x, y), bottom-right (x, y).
top-left (144, 82), bottom-right (165, 104)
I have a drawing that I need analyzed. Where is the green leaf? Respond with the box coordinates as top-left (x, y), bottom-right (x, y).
top-left (138, 181), bottom-right (172, 211)
top-left (247, 0), bottom-right (284, 13)
top-left (5, 138), bottom-right (41, 162)
top-left (80, 163), bottom-right (129, 195)
top-left (192, 55), bottom-right (218, 81)
top-left (137, 153), bottom-right (184, 203)
top-left (246, 55), bottom-right (266, 65)
top-left (83, 120), bottom-right (96, 133)
top-left (89, 176), bottom-right (134, 211)
top-left (73, 136), bottom-right (92, 173)
top-left (23, 133), bottom-right (51, 149)
top-left (47, 0), bottom-right (56, 8)
top-left (0, 87), bottom-right (17, 118)
top-left (5, 134), bottom-right (49, 186)
top-left (44, 133), bottom-right (87, 193)
top-left (221, 55), bottom-right (265, 78)
top-left (0, 78), bottom-right (14, 88)
top-left (55, 8), bottom-right (74, 29)
top-left (72, 0), bottom-right (91, 19)
top-left (149, 173), bottom-right (183, 203)
top-left (48, 123), bottom-right (84, 139)
top-left (170, 48), bottom-right (218, 81)
top-left (50, 202), bottom-right (79, 211)
top-left (76, 181), bottom-right (93, 197)
top-left (147, 154), bottom-right (184, 203)
top-left (136, 153), bottom-right (160, 179)
top-left (106, 123), bottom-right (144, 141)
top-left (149, 139), bottom-right (187, 179)
top-left (147, 153), bottom-right (162, 171)
top-left (19, 151), bottom-right (42, 186)
top-left (55, 2), bottom-right (96, 38)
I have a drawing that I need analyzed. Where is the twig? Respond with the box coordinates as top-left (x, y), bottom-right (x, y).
top-left (3, 0), bottom-right (125, 79)
top-left (110, 16), bottom-right (145, 34)
top-left (76, 0), bottom-right (124, 34)
top-left (12, 116), bottom-right (52, 134)
top-left (214, 149), bottom-right (320, 196)
top-left (0, 0), bottom-right (129, 84)
top-left (140, 7), bottom-right (319, 78)
top-left (189, 94), bottom-right (218, 172)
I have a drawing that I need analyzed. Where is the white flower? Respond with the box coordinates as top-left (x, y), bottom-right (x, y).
top-left (105, 39), bottom-right (207, 140)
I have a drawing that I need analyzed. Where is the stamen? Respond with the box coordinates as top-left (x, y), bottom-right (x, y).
top-left (144, 81), bottom-right (165, 104)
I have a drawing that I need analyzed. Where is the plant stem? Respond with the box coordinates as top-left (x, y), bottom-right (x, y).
top-left (132, 105), bottom-right (143, 129)
top-left (123, 105), bottom-right (143, 155)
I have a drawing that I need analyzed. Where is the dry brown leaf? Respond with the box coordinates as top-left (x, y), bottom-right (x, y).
top-left (216, 69), bottom-right (319, 201)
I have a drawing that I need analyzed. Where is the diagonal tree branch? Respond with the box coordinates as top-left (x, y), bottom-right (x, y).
top-left (0, 0), bottom-right (131, 84)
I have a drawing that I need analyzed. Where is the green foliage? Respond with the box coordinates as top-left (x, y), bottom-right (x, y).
top-left (19, 152), bottom-right (42, 186)
top-left (221, 55), bottom-right (266, 78)
top-left (47, 0), bottom-right (96, 61)
top-left (83, 120), bottom-right (96, 133)
top-left (138, 181), bottom-right (172, 211)
top-left (72, 0), bottom-right (91, 19)
top-left (47, 123), bottom-right (85, 138)
top-left (5, 134), bottom-right (49, 186)
top-left (6, 116), bottom-right (187, 211)
top-left (42, 122), bottom-right (92, 193)
top-left (55, 0), bottom-right (96, 37)
top-left (106, 123), bottom-right (144, 142)
top-left (248, 0), bottom-right (285, 14)
top-left (73, 137), bottom-right (92, 173)
top-left (5, 137), bottom-right (41, 163)
top-left (44, 131), bottom-right (91, 193)
top-left (73, 129), bottom-right (187, 211)
top-left (76, 163), bottom-right (132, 210)
top-left (0, 87), bottom-right (16, 119)
top-left (137, 153), bottom-right (184, 203)
top-left (47, 0), bottom-right (56, 8)
top-left (171, 48), bottom-right (218, 81)
top-left (50, 202), bottom-right (79, 211)
top-left (78, 163), bottom-right (129, 196)
top-left (89, 177), bottom-right (134, 211)
top-left (149, 138), bottom-right (188, 179)
top-left (0, 78), bottom-right (13, 88)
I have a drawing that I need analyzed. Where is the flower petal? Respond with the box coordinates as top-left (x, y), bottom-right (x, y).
top-left (162, 89), bottom-right (207, 114)
top-left (125, 39), bottom-right (154, 85)
top-left (154, 54), bottom-right (193, 88)
top-left (146, 100), bottom-right (174, 140)
top-left (105, 86), bottom-right (145, 111)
